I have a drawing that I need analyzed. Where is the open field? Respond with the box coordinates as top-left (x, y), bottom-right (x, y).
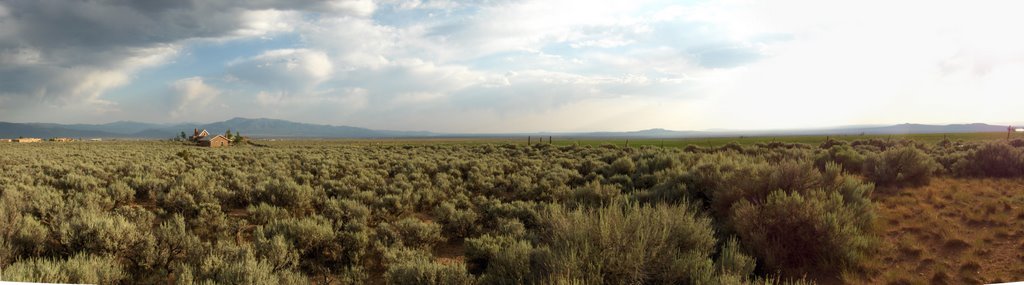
top-left (548, 132), bottom-right (1021, 148)
top-left (243, 131), bottom-right (1021, 148)
top-left (1, 137), bottom-right (1023, 284)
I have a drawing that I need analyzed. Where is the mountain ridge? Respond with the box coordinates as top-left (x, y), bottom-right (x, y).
top-left (0, 118), bottom-right (1017, 139)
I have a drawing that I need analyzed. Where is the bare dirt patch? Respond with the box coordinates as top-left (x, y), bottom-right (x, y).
top-left (871, 177), bottom-right (1024, 284)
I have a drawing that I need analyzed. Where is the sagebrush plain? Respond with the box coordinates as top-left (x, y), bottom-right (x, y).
top-left (1, 136), bottom-right (1023, 284)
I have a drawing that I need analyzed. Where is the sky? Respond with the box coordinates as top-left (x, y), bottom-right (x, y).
top-left (1, 0), bottom-right (1023, 132)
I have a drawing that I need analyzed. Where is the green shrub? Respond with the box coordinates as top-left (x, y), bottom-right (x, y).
top-left (813, 145), bottom-right (865, 173)
top-left (609, 157), bottom-right (636, 175)
top-left (464, 234), bottom-right (534, 284)
top-left (434, 202), bottom-right (480, 239)
top-left (953, 142), bottom-right (1024, 177)
top-left (569, 180), bottom-right (623, 207)
top-left (536, 202), bottom-right (720, 284)
top-left (384, 248), bottom-right (475, 285)
top-left (731, 190), bottom-right (874, 278)
top-left (377, 217), bottom-right (444, 250)
top-left (14, 215), bottom-right (49, 256)
top-left (177, 243), bottom-right (309, 285)
top-left (863, 147), bottom-right (940, 187)
top-left (1, 253), bottom-right (126, 284)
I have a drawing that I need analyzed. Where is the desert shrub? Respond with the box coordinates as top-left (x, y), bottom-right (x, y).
top-left (1, 253), bottom-right (126, 284)
top-left (863, 147), bottom-right (940, 187)
top-left (247, 203), bottom-right (292, 225)
top-left (490, 217), bottom-right (527, 238)
top-left (320, 198), bottom-right (371, 226)
top-left (609, 157), bottom-right (636, 175)
top-left (635, 167), bottom-right (689, 204)
top-left (464, 234), bottom-right (535, 284)
top-left (535, 202), bottom-right (721, 284)
top-left (260, 215), bottom-right (339, 274)
top-left (147, 214), bottom-right (203, 276)
top-left (718, 142), bottom-right (745, 153)
top-left (191, 202), bottom-right (230, 240)
top-left (384, 247), bottom-right (475, 285)
top-left (689, 158), bottom-right (828, 226)
top-left (58, 209), bottom-right (150, 257)
top-left (176, 243), bottom-right (309, 285)
top-left (569, 180), bottom-right (623, 207)
top-left (258, 179), bottom-right (316, 214)
top-left (731, 190), bottom-right (875, 278)
top-left (13, 215), bottom-right (49, 256)
top-left (433, 201), bottom-right (480, 239)
top-left (716, 237), bottom-right (756, 278)
top-left (813, 145), bottom-right (865, 173)
top-left (377, 217), bottom-right (444, 250)
top-left (953, 142), bottom-right (1024, 177)
top-left (105, 181), bottom-right (136, 206)
top-left (254, 233), bottom-right (300, 272)
top-left (933, 151), bottom-right (967, 173)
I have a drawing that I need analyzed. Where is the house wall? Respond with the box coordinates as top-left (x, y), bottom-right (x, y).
top-left (201, 137), bottom-right (230, 148)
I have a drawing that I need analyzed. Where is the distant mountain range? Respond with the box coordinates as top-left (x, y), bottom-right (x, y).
top-left (0, 118), bottom-right (432, 139)
top-left (0, 118), bottom-right (1016, 139)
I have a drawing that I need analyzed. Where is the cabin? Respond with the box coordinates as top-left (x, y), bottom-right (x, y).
top-left (190, 129), bottom-right (210, 141)
top-left (199, 135), bottom-right (230, 148)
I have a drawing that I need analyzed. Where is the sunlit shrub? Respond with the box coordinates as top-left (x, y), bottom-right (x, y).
top-left (863, 147), bottom-right (940, 187)
top-left (535, 202), bottom-right (720, 284)
top-left (813, 145), bottom-right (865, 173)
top-left (731, 190), bottom-right (874, 278)
top-left (176, 243), bottom-right (309, 285)
top-left (569, 180), bottom-right (623, 207)
top-left (0, 253), bottom-right (126, 284)
top-left (384, 248), bottom-right (475, 285)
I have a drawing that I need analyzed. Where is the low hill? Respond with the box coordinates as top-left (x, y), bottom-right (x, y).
top-left (0, 119), bottom-right (1015, 139)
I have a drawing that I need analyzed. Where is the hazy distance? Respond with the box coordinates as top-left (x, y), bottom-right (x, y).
top-left (0, 0), bottom-right (1022, 132)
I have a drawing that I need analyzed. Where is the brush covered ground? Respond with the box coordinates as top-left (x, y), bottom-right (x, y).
top-left (0, 138), bottom-right (1022, 284)
top-left (872, 178), bottom-right (1024, 284)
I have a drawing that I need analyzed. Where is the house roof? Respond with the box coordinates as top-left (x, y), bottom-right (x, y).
top-left (199, 134), bottom-right (228, 142)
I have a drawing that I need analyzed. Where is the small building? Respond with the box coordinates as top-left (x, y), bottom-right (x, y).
top-left (0, 139), bottom-right (11, 142)
top-left (13, 138), bottom-right (41, 143)
top-left (50, 137), bottom-right (75, 142)
top-left (199, 135), bottom-right (230, 148)
top-left (190, 128), bottom-right (210, 141)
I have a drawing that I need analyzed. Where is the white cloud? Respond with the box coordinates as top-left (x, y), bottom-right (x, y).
top-left (324, 0), bottom-right (377, 17)
top-left (171, 77), bottom-right (221, 117)
top-left (228, 49), bottom-right (334, 91)
top-left (232, 9), bottom-right (301, 38)
top-left (5, 0), bottom-right (1024, 132)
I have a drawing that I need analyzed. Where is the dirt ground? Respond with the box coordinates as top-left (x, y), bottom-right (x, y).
top-left (869, 177), bottom-right (1024, 284)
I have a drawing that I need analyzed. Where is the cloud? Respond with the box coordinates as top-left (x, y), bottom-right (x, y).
top-left (6, 0), bottom-right (1023, 132)
top-left (0, 0), bottom-right (347, 114)
top-left (228, 49), bottom-right (334, 92)
top-left (170, 77), bottom-right (221, 117)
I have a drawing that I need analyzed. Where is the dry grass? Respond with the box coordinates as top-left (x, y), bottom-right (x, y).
top-left (871, 177), bottom-right (1024, 284)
